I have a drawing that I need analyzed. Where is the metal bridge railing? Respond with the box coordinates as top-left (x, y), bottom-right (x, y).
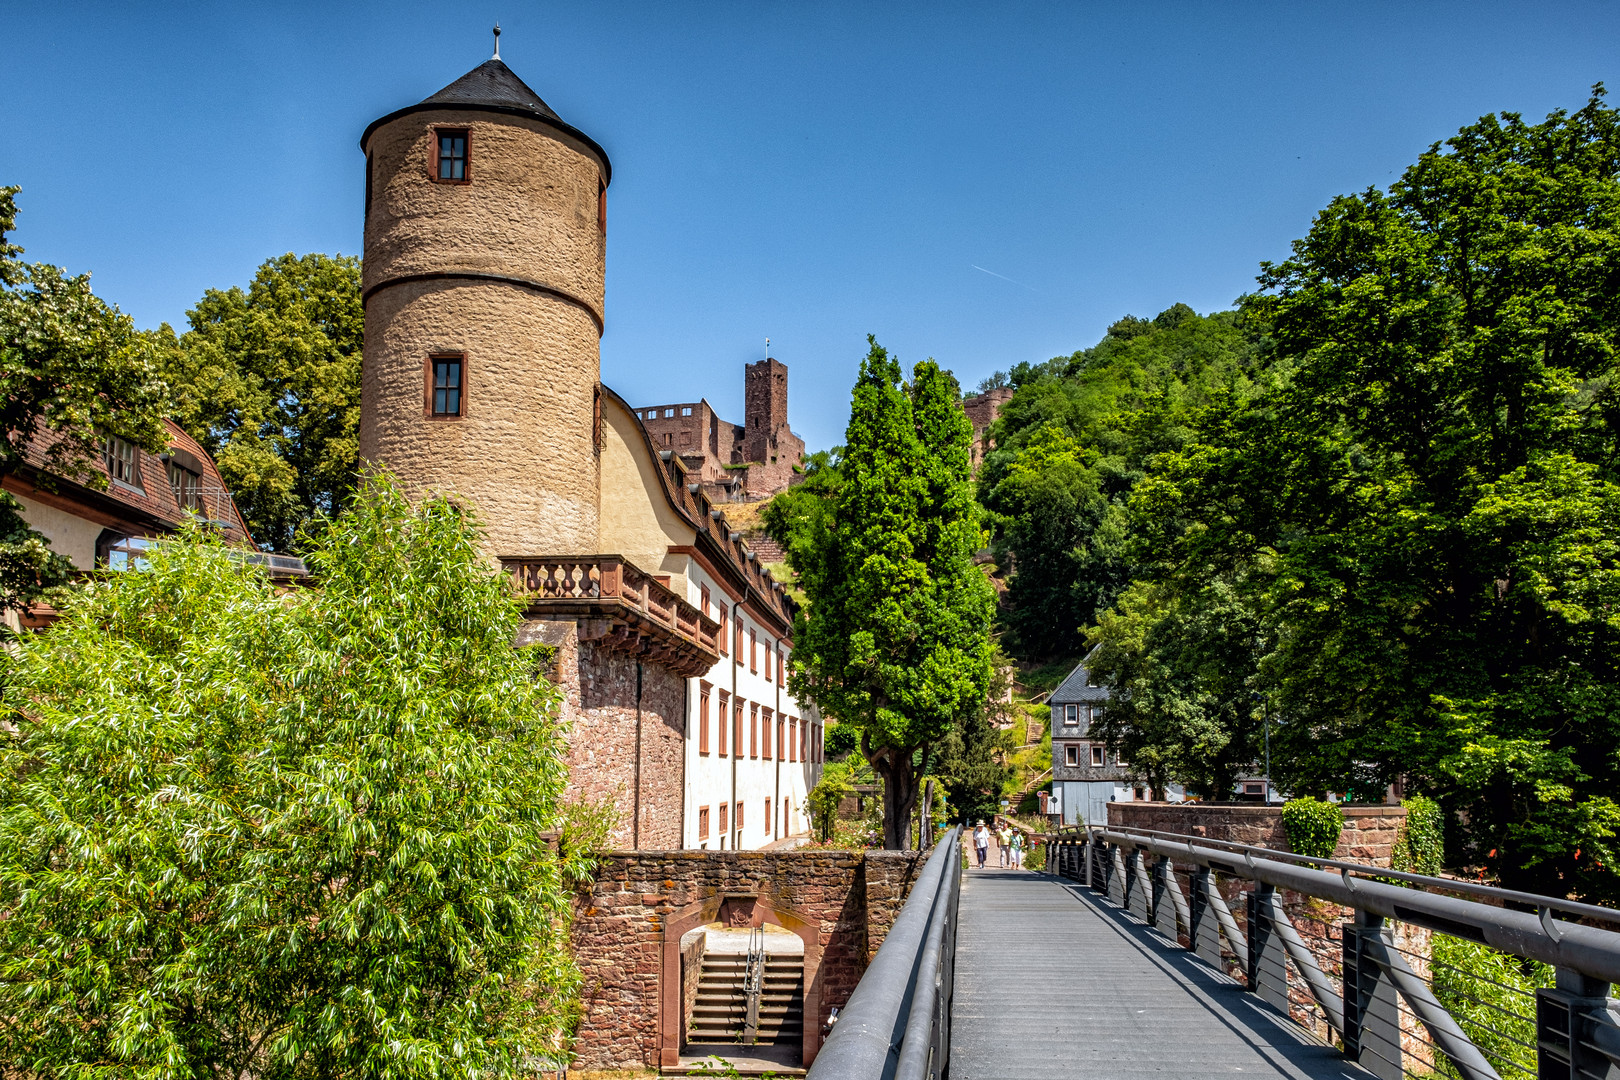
top-left (1047, 824), bottom-right (1620, 1080)
top-left (807, 825), bottom-right (962, 1080)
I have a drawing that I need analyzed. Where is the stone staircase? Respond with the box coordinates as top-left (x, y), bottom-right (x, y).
top-left (685, 951), bottom-right (805, 1047)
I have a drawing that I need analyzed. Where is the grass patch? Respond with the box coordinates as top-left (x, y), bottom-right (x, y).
top-left (1018, 657), bottom-right (1084, 695)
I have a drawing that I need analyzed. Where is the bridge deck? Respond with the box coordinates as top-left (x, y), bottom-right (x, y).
top-left (950, 865), bottom-right (1370, 1080)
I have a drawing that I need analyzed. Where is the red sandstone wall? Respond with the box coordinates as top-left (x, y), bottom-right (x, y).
top-left (1107, 802), bottom-right (1405, 864)
top-left (518, 620), bottom-right (686, 851)
top-left (578, 642), bottom-right (686, 850)
top-left (570, 847), bottom-right (929, 1074)
top-left (863, 850), bottom-right (927, 961)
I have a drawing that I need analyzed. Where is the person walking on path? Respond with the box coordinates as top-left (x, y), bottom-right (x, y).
top-left (997, 824), bottom-right (1012, 867)
top-left (1010, 830), bottom-right (1025, 869)
top-left (973, 820), bottom-right (990, 868)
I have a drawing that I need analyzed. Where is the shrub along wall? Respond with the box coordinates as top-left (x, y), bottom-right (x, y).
top-left (1108, 801), bottom-right (1406, 863)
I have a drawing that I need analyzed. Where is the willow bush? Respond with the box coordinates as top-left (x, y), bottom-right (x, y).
top-left (1432, 934), bottom-right (1552, 1079)
top-left (0, 473), bottom-right (583, 1079)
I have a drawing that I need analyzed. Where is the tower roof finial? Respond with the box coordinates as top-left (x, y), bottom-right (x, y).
top-left (493, 22), bottom-right (501, 60)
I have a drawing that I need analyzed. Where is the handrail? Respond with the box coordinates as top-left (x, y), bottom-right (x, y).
top-left (1045, 824), bottom-right (1620, 1080)
top-left (1096, 823), bottom-right (1620, 924)
top-left (1088, 824), bottom-right (1620, 981)
top-left (807, 827), bottom-right (962, 1080)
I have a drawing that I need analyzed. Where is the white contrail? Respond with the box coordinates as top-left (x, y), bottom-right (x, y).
top-left (971, 264), bottom-right (1041, 293)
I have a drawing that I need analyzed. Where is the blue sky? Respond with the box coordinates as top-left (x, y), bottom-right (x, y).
top-left (5, 2), bottom-right (1617, 452)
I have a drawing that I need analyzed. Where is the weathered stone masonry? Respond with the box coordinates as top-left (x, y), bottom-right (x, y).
top-left (519, 619), bottom-right (686, 851)
top-left (570, 848), bottom-right (927, 1075)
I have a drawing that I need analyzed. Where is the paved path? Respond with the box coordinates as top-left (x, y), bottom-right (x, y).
top-left (950, 866), bottom-right (1370, 1080)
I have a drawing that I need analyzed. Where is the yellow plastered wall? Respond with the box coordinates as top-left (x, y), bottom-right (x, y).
top-left (13, 493), bottom-right (101, 569)
top-left (599, 395), bottom-right (696, 588)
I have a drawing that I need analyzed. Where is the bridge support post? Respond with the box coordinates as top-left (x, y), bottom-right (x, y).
top-left (1109, 845), bottom-right (1128, 907)
top-left (1190, 867), bottom-right (1223, 967)
top-left (1246, 883), bottom-right (1289, 1014)
top-left (1153, 856), bottom-right (1179, 939)
top-left (1129, 850), bottom-right (1152, 923)
top-left (1536, 968), bottom-right (1615, 1080)
top-left (1342, 913), bottom-right (1402, 1080)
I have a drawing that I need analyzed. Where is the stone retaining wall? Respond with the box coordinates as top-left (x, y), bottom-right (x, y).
top-left (1108, 801), bottom-right (1406, 864)
top-left (570, 846), bottom-right (928, 1076)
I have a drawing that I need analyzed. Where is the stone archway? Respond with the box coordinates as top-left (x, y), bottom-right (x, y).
top-left (659, 891), bottom-right (824, 1069)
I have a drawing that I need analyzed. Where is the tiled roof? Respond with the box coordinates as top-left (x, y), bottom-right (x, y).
top-left (420, 59), bottom-right (562, 121)
top-left (1050, 656), bottom-right (1111, 704)
top-left (360, 56), bottom-right (612, 182)
top-left (20, 419), bottom-right (252, 544)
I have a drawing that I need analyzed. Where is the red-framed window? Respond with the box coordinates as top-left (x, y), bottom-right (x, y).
top-left (699, 806), bottom-right (710, 840)
top-left (426, 354), bottom-right (465, 418)
top-left (699, 682), bottom-right (711, 755)
top-left (434, 128), bottom-right (469, 182)
top-left (762, 707), bottom-right (773, 760)
top-left (717, 690), bottom-right (729, 756)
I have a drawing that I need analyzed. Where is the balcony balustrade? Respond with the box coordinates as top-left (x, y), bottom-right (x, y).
top-left (500, 554), bottom-right (720, 677)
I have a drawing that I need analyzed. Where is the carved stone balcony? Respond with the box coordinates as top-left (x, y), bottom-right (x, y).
top-left (500, 555), bottom-right (721, 677)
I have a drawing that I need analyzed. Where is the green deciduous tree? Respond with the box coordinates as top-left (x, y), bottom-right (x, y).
top-left (165, 252), bottom-right (364, 553)
top-left (935, 703), bottom-right (1014, 827)
top-left (1078, 91), bottom-right (1620, 902)
top-left (0, 186), bottom-right (171, 611)
top-left (0, 473), bottom-right (583, 1078)
top-left (978, 305), bottom-right (1271, 659)
top-left (786, 339), bottom-right (995, 848)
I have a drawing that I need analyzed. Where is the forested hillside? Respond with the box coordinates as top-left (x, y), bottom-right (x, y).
top-left (976, 93), bottom-right (1620, 904)
top-left (976, 303), bottom-right (1272, 659)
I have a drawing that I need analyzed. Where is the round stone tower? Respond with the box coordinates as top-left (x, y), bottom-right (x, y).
top-left (358, 52), bottom-right (610, 555)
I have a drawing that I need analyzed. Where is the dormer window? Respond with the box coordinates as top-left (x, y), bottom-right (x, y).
top-left (103, 435), bottom-right (142, 489)
top-left (436, 129), bottom-right (468, 181)
top-left (167, 461), bottom-right (201, 511)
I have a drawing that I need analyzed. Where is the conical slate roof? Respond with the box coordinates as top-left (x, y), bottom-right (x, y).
top-left (361, 56), bottom-right (610, 181)
top-left (420, 59), bottom-right (562, 122)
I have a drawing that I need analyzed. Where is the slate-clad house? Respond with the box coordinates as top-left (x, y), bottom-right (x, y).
top-left (1049, 655), bottom-right (1148, 826)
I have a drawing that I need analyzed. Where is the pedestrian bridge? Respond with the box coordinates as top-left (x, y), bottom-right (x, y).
top-left (951, 868), bottom-right (1361, 1079)
top-left (807, 825), bottom-right (1620, 1080)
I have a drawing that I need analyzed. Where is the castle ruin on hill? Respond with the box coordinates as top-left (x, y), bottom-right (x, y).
top-left (635, 356), bottom-right (806, 502)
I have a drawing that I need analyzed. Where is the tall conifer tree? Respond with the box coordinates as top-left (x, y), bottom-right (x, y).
top-left (789, 340), bottom-right (994, 847)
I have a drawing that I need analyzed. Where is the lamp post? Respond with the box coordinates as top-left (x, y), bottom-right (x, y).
top-left (1264, 708), bottom-right (1271, 805)
top-left (1250, 690), bottom-right (1271, 804)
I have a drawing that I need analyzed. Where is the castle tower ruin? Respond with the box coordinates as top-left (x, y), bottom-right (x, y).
top-left (741, 357), bottom-right (789, 466)
top-left (358, 54), bottom-right (610, 555)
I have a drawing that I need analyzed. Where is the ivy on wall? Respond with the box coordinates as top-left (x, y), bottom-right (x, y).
top-left (1391, 795), bottom-right (1445, 876)
top-left (1281, 797), bottom-right (1344, 859)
